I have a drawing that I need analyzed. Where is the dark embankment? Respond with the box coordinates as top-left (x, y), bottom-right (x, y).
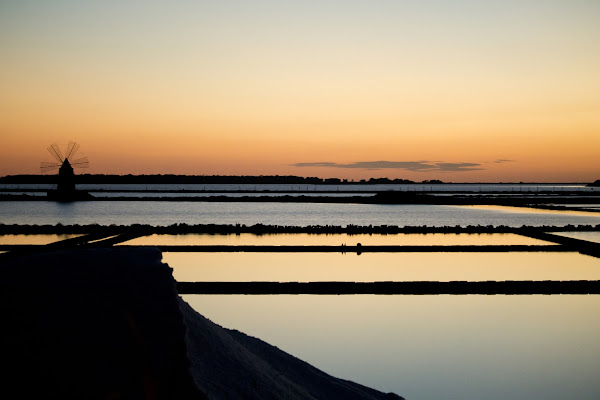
top-left (0, 248), bottom-right (201, 399)
top-left (0, 248), bottom-right (403, 400)
top-left (2, 222), bottom-right (599, 235)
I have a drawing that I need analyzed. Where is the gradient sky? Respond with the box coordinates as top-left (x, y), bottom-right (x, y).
top-left (1, 0), bottom-right (599, 181)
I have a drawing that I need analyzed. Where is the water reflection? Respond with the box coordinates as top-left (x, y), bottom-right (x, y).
top-left (465, 205), bottom-right (600, 217)
top-left (164, 252), bottom-right (600, 282)
top-left (0, 234), bottom-right (82, 245)
top-left (123, 233), bottom-right (553, 246)
top-left (2, 202), bottom-right (599, 227)
top-left (93, 192), bottom-right (373, 198)
top-left (183, 294), bottom-right (600, 400)
top-left (553, 231), bottom-right (600, 244)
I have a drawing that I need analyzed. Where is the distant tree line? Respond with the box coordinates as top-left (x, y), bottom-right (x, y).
top-left (589, 180), bottom-right (600, 187)
top-left (1, 222), bottom-right (598, 235)
top-left (0, 174), bottom-right (443, 185)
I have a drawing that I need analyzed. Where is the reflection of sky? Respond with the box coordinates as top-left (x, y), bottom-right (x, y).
top-left (92, 192), bottom-right (373, 198)
top-left (465, 205), bottom-right (600, 217)
top-left (1, 202), bottom-right (600, 227)
top-left (0, 234), bottom-right (81, 245)
top-left (164, 252), bottom-right (600, 282)
top-left (123, 233), bottom-right (553, 246)
top-left (184, 294), bottom-right (600, 400)
top-left (553, 231), bottom-right (600, 244)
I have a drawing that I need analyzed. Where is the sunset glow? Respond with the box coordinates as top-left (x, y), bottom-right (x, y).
top-left (1, 1), bottom-right (598, 181)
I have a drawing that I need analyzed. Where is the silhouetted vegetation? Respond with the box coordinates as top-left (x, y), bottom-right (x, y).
top-left (589, 180), bottom-right (600, 187)
top-left (371, 191), bottom-right (434, 203)
top-left (0, 174), bottom-right (432, 185)
top-left (1, 222), bottom-right (598, 235)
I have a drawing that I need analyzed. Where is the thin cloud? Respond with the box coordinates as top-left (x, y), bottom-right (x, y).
top-left (335, 161), bottom-right (437, 171)
top-left (434, 163), bottom-right (484, 172)
top-left (494, 159), bottom-right (516, 164)
top-left (293, 162), bottom-right (340, 168)
top-left (291, 161), bottom-right (484, 172)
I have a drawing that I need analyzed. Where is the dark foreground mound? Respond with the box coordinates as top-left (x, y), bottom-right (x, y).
top-left (182, 300), bottom-right (401, 399)
top-left (0, 248), bottom-right (403, 400)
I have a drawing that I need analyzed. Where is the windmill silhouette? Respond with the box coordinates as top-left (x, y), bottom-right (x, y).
top-left (41, 142), bottom-right (91, 201)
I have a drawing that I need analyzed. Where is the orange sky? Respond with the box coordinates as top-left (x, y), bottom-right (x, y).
top-left (1, 1), bottom-right (599, 182)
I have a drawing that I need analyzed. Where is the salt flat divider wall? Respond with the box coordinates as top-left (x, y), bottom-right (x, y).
top-left (1, 227), bottom-right (600, 294)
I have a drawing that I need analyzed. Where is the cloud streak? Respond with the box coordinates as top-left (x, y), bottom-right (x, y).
top-left (291, 161), bottom-right (484, 172)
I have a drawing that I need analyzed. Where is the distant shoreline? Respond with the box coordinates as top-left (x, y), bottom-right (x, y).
top-left (2, 222), bottom-right (599, 235)
top-left (0, 174), bottom-right (595, 186)
top-left (0, 192), bottom-right (599, 213)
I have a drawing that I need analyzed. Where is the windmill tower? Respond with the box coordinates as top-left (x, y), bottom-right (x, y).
top-left (41, 142), bottom-right (91, 201)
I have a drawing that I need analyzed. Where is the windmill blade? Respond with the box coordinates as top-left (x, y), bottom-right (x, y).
top-left (66, 141), bottom-right (80, 159)
top-left (47, 144), bottom-right (64, 162)
top-left (40, 161), bottom-right (62, 172)
top-left (70, 157), bottom-right (89, 168)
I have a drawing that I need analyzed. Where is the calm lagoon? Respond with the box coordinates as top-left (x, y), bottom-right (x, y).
top-left (122, 232), bottom-right (553, 246)
top-left (554, 231), bottom-right (600, 244)
top-left (0, 234), bottom-right (82, 244)
top-left (184, 294), bottom-right (600, 400)
top-left (2, 198), bottom-right (599, 399)
top-left (164, 251), bottom-right (600, 282)
top-left (1, 201), bottom-right (599, 227)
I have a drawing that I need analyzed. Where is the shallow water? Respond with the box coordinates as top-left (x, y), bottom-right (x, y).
top-left (553, 231), bottom-right (600, 244)
top-left (467, 205), bottom-right (600, 218)
top-left (164, 252), bottom-right (600, 282)
top-left (184, 294), bottom-right (600, 400)
top-left (122, 232), bottom-right (553, 246)
top-left (92, 192), bottom-right (373, 198)
top-left (2, 194), bottom-right (598, 399)
top-left (1, 201), bottom-right (599, 227)
top-left (0, 234), bottom-right (82, 245)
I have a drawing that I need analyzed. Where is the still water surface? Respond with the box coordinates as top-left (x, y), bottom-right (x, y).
top-left (184, 294), bottom-right (600, 400)
top-left (1, 201), bottom-right (599, 227)
top-left (554, 231), bottom-right (600, 244)
top-left (164, 252), bottom-right (600, 282)
top-left (122, 232), bottom-right (552, 246)
top-left (2, 198), bottom-right (599, 399)
top-left (0, 234), bottom-right (81, 244)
